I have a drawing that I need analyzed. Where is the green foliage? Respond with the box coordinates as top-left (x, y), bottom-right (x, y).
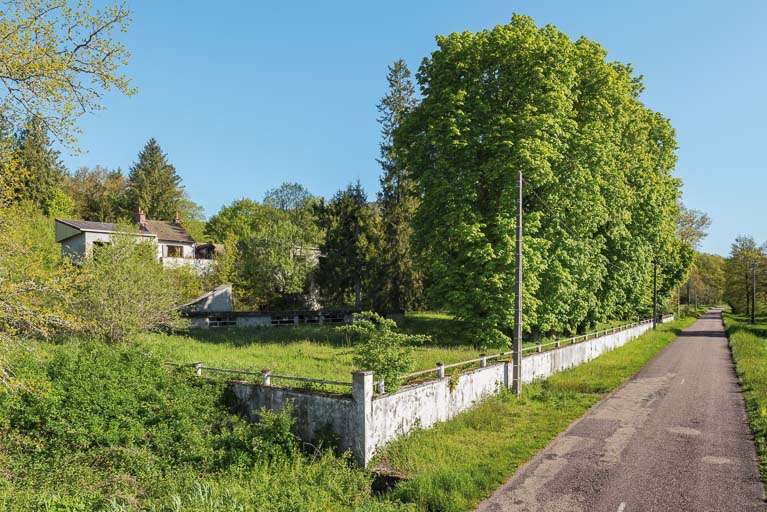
top-left (0, 340), bottom-right (402, 511)
top-left (316, 182), bottom-right (383, 309)
top-left (397, 14), bottom-right (687, 346)
top-left (251, 404), bottom-right (298, 461)
top-left (127, 138), bottom-right (184, 221)
top-left (75, 232), bottom-right (188, 343)
top-left (340, 312), bottom-right (428, 391)
top-left (377, 59), bottom-right (424, 311)
top-left (13, 117), bottom-right (67, 210)
top-left (723, 313), bottom-right (767, 483)
top-left (205, 193), bottom-right (322, 309)
top-left (0, 0), bottom-right (133, 149)
top-left (723, 235), bottom-right (765, 314)
top-left (63, 166), bottom-right (132, 222)
top-left (0, 204), bottom-right (81, 389)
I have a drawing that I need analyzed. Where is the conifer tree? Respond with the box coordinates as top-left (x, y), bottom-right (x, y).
top-left (127, 138), bottom-right (183, 220)
top-left (14, 116), bottom-right (66, 211)
top-left (377, 60), bottom-right (423, 311)
top-left (316, 182), bottom-right (382, 309)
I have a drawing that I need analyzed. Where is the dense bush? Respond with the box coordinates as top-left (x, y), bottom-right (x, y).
top-left (0, 340), bottom-right (404, 511)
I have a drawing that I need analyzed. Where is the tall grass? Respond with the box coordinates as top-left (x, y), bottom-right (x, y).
top-left (723, 312), bottom-right (767, 482)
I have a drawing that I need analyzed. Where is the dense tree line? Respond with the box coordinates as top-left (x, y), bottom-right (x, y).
top-left (395, 15), bottom-right (691, 345)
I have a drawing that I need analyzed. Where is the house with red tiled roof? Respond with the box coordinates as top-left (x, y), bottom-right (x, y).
top-left (54, 209), bottom-right (216, 272)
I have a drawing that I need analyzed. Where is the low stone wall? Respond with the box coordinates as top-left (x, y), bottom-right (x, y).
top-left (231, 316), bottom-right (672, 467)
top-left (230, 381), bottom-right (359, 454)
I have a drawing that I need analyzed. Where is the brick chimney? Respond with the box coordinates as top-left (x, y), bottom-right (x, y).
top-left (174, 210), bottom-right (180, 225)
top-left (137, 207), bottom-right (146, 229)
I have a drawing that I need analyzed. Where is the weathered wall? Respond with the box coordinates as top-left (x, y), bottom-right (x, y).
top-left (232, 317), bottom-right (672, 467)
top-left (230, 381), bottom-right (358, 454)
top-left (522, 323), bottom-right (652, 383)
top-left (367, 364), bottom-right (506, 464)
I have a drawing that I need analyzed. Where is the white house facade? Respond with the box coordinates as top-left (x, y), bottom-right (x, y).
top-left (54, 210), bottom-right (215, 272)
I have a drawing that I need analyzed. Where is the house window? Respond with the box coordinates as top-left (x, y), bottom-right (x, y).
top-left (166, 245), bottom-right (183, 258)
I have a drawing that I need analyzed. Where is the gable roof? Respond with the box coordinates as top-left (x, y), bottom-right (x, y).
top-left (55, 218), bottom-right (194, 244)
top-left (143, 220), bottom-right (195, 243)
top-left (56, 219), bottom-right (119, 233)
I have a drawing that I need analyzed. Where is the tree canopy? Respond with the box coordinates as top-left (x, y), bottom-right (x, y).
top-left (396, 15), bottom-right (689, 346)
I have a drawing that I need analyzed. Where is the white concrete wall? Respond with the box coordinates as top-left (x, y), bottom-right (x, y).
top-left (367, 364), bottom-right (506, 464)
top-left (522, 323), bottom-right (652, 383)
top-left (61, 232), bottom-right (86, 259)
top-left (232, 316), bottom-right (672, 467)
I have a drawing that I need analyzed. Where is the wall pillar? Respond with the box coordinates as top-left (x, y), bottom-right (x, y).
top-left (351, 370), bottom-right (374, 467)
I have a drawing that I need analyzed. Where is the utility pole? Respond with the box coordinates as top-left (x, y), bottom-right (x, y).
top-left (752, 263), bottom-right (757, 324)
top-left (513, 169), bottom-right (523, 397)
top-left (653, 260), bottom-right (658, 330)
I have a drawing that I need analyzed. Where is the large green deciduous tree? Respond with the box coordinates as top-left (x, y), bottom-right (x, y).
top-left (397, 15), bottom-right (687, 346)
top-left (63, 166), bottom-right (131, 222)
top-left (724, 236), bottom-right (765, 315)
top-left (377, 59), bottom-right (424, 312)
top-left (127, 138), bottom-right (184, 220)
top-left (205, 187), bottom-right (322, 309)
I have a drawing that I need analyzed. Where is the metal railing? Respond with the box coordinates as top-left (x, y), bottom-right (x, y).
top-left (164, 361), bottom-right (353, 388)
top-left (398, 317), bottom-right (655, 382)
top-left (166, 315), bottom-right (668, 394)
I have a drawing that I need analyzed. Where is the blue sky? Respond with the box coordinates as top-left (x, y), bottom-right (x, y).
top-left (63, 0), bottom-right (767, 256)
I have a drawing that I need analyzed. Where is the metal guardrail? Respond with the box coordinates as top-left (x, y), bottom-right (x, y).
top-left (163, 362), bottom-right (353, 388)
top-left (398, 317), bottom-right (657, 381)
top-left (166, 315), bottom-right (671, 392)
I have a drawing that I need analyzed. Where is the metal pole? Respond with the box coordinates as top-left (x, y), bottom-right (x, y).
top-left (653, 261), bottom-right (658, 330)
top-left (513, 169), bottom-right (523, 397)
top-left (752, 263), bottom-right (757, 324)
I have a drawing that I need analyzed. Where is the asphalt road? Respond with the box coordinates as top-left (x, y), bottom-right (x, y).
top-left (476, 309), bottom-right (766, 512)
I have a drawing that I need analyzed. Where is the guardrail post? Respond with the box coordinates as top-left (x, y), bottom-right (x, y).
top-left (480, 354), bottom-right (487, 368)
top-left (437, 362), bottom-right (445, 378)
top-left (536, 343), bottom-right (542, 353)
top-left (376, 380), bottom-right (385, 394)
top-left (555, 338), bottom-right (561, 348)
top-left (261, 369), bottom-right (271, 386)
top-left (503, 360), bottom-right (512, 388)
top-left (194, 362), bottom-right (202, 377)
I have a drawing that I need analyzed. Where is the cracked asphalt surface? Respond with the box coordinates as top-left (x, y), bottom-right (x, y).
top-left (476, 309), bottom-right (766, 512)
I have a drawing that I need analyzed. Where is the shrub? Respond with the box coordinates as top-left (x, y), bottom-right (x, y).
top-left (340, 312), bottom-right (428, 392)
top-left (75, 232), bottom-right (188, 343)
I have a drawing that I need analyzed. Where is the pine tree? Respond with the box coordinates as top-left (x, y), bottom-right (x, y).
top-left (316, 182), bottom-right (382, 309)
top-left (127, 138), bottom-right (183, 220)
top-left (14, 116), bottom-right (66, 211)
top-left (378, 59), bottom-right (423, 311)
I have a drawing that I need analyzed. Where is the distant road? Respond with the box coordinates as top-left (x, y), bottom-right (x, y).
top-left (476, 309), bottom-right (766, 512)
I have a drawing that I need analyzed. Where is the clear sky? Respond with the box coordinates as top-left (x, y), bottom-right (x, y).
top-left (62, 0), bottom-right (767, 257)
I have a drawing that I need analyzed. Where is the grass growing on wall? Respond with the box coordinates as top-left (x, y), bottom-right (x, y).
top-left (723, 312), bottom-right (767, 484)
top-left (371, 316), bottom-right (697, 512)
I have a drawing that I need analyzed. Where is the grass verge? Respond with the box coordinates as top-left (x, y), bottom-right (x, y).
top-left (371, 316), bottom-right (697, 511)
top-left (723, 312), bottom-right (767, 484)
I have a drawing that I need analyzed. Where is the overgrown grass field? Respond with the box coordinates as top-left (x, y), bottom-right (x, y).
top-left (723, 312), bottom-right (767, 483)
top-left (145, 311), bottom-right (647, 386)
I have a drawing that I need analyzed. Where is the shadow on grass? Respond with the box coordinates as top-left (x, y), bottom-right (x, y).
top-left (176, 325), bottom-right (352, 348)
